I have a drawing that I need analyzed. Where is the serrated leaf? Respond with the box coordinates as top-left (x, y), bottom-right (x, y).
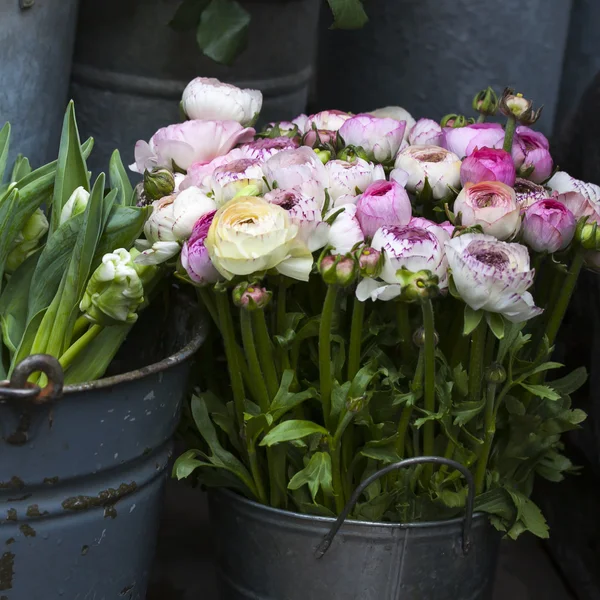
top-left (497, 322), bottom-right (526, 363)
top-left (452, 400), bottom-right (485, 426)
top-left (452, 364), bottom-right (469, 397)
top-left (288, 452), bottom-right (333, 501)
top-left (519, 383), bottom-right (561, 401)
top-left (524, 361), bottom-right (563, 378)
top-left (463, 305), bottom-right (483, 336)
top-left (505, 488), bottom-right (549, 540)
top-left (486, 312), bottom-right (505, 339)
top-left (269, 369), bottom-right (317, 422)
top-left (327, 0), bottom-right (368, 29)
top-left (548, 366), bottom-right (587, 395)
top-left (260, 420), bottom-right (329, 447)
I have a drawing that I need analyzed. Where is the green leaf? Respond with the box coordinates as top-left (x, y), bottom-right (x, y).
top-left (463, 305), bottom-right (483, 336)
top-left (288, 452), bottom-right (333, 502)
top-left (452, 364), bottom-right (469, 397)
top-left (50, 101), bottom-right (90, 235)
top-left (260, 420), bottom-right (329, 447)
top-left (269, 370), bottom-right (317, 422)
top-left (505, 396), bottom-right (526, 416)
top-left (485, 312), bottom-right (505, 339)
top-left (0, 123), bottom-right (10, 183)
top-left (331, 380), bottom-right (351, 420)
top-left (196, 0), bottom-right (251, 65)
top-left (524, 361), bottom-right (563, 378)
top-left (497, 322), bottom-right (525, 363)
top-left (10, 154), bottom-right (31, 183)
top-left (172, 449), bottom-right (207, 479)
top-left (505, 488), bottom-right (549, 539)
top-left (360, 444), bottom-right (400, 464)
top-left (326, 0), bottom-right (368, 29)
top-left (519, 383), bottom-right (561, 401)
top-left (452, 400), bottom-right (485, 426)
top-left (109, 150), bottom-right (135, 206)
top-left (244, 412), bottom-right (273, 444)
top-left (170, 0), bottom-right (210, 31)
top-left (548, 366), bottom-right (587, 395)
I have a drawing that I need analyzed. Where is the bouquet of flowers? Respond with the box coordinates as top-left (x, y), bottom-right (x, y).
top-left (133, 78), bottom-right (591, 538)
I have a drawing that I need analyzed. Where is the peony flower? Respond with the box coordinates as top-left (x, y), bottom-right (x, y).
top-left (460, 147), bottom-right (516, 187)
top-left (59, 186), bottom-right (90, 226)
top-left (513, 178), bottom-right (549, 212)
top-left (395, 145), bottom-right (461, 200)
top-left (408, 118), bottom-right (443, 147)
top-left (326, 158), bottom-right (385, 206)
top-left (326, 204), bottom-right (364, 254)
top-left (181, 212), bottom-right (222, 285)
top-left (205, 196), bottom-right (312, 281)
top-left (131, 120), bottom-right (255, 174)
top-left (356, 224), bottom-right (448, 302)
top-left (209, 158), bottom-right (266, 205)
top-left (547, 171), bottom-right (600, 220)
top-left (305, 110), bottom-right (351, 133)
top-left (454, 181), bottom-right (519, 240)
top-left (355, 180), bottom-right (412, 238)
top-left (369, 106), bottom-right (415, 142)
top-left (263, 147), bottom-right (329, 207)
top-left (339, 115), bottom-right (406, 162)
top-left (514, 126), bottom-right (553, 184)
top-left (264, 187), bottom-right (329, 252)
top-left (445, 233), bottom-right (542, 322)
top-left (522, 199), bottom-right (576, 253)
top-left (181, 77), bottom-right (262, 126)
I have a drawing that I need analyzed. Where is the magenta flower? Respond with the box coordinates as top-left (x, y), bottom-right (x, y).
top-left (460, 147), bottom-right (516, 187)
top-left (515, 126), bottom-right (553, 184)
top-left (181, 211), bottom-right (222, 285)
top-left (522, 199), bottom-right (576, 253)
top-left (442, 123), bottom-right (505, 158)
top-left (339, 115), bottom-right (406, 162)
top-left (408, 118), bottom-right (443, 147)
top-left (356, 180), bottom-right (412, 238)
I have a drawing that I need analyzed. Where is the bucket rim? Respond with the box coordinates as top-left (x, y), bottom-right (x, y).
top-left (61, 319), bottom-right (207, 395)
top-left (212, 487), bottom-right (488, 530)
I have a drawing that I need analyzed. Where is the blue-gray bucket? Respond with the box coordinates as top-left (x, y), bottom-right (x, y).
top-left (0, 299), bottom-right (206, 599)
top-left (208, 458), bottom-right (501, 600)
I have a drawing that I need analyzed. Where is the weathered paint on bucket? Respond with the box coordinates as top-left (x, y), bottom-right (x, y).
top-left (0, 321), bottom-right (205, 599)
top-left (209, 458), bottom-right (500, 600)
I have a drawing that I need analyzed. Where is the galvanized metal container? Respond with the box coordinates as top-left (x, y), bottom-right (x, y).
top-left (209, 458), bottom-right (500, 600)
top-left (0, 306), bottom-right (206, 599)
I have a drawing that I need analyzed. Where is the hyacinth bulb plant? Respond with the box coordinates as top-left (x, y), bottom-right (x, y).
top-left (134, 78), bottom-right (592, 538)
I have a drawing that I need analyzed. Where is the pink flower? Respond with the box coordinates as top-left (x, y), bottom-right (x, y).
top-left (460, 147), bottom-right (516, 187)
top-left (356, 180), bottom-right (412, 238)
top-left (305, 110), bottom-right (351, 133)
top-left (326, 158), bottom-right (385, 207)
top-left (209, 159), bottom-right (266, 205)
top-left (409, 217), bottom-right (452, 245)
top-left (442, 123), bottom-right (505, 158)
top-left (514, 126), bottom-right (553, 184)
top-left (513, 178), bottom-right (549, 212)
top-left (339, 115), bottom-right (406, 162)
top-left (547, 171), bottom-right (600, 220)
top-left (131, 120), bottom-right (255, 174)
top-left (181, 212), bottom-right (222, 285)
top-left (241, 136), bottom-right (300, 157)
top-left (522, 199), bottom-right (576, 253)
top-left (302, 129), bottom-right (337, 149)
top-left (408, 118), bottom-right (443, 147)
top-left (454, 181), bottom-right (520, 240)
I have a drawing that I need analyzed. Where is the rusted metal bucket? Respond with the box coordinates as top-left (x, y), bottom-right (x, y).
top-left (0, 301), bottom-right (206, 598)
top-left (209, 458), bottom-right (500, 600)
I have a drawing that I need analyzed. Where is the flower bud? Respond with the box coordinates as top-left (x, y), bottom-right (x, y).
top-left (358, 247), bottom-right (382, 278)
top-left (319, 254), bottom-right (357, 287)
top-left (398, 269), bottom-right (440, 302)
top-left (578, 219), bottom-right (600, 250)
top-left (522, 199), bottom-right (576, 253)
top-left (232, 282), bottom-right (272, 311)
top-left (440, 114), bottom-right (470, 128)
top-left (144, 168), bottom-right (175, 201)
top-left (485, 363), bottom-right (507, 384)
top-left (499, 88), bottom-right (543, 125)
top-left (59, 186), bottom-right (90, 226)
top-left (472, 87), bottom-right (499, 116)
top-left (80, 248), bottom-right (145, 326)
top-left (337, 145), bottom-right (370, 163)
top-left (412, 325), bottom-right (439, 347)
top-left (313, 148), bottom-right (332, 164)
top-left (6, 208), bottom-right (49, 273)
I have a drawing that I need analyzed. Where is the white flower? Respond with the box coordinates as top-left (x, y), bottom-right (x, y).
top-left (326, 158), bottom-right (385, 206)
top-left (209, 159), bottom-right (266, 206)
top-left (395, 145), bottom-right (461, 200)
top-left (326, 204), bottom-right (364, 254)
top-left (445, 233), bottom-right (542, 322)
top-left (60, 186), bottom-right (90, 225)
top-left (181, 77), bottom-right (262, 126)
top-left (369, 106), bottom-right (416, 143)
top-left (547, 171), bottom-right (600, 220)
top-left (408, 118), bottom-right (443, 147)
top-left (339, 115), bottom-right (406, 163)
top-left (305, 110), bottom-right (351, 133)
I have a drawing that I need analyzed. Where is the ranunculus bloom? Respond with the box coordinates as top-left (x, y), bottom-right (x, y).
top-left (264, 187), bottom-right (329, 252)
top-left (181, 212), bottom-right (222, 285)
top-left (131, 120), bottom-right (255, 174)
top-left (302, 129), bottom-right (337, 149)
top-left (445, 233), bottom-right (542, 322)
top-left (369, 106), bottom-right (416, 142)
top-left (514, 126), bottom-right (553, 184)
top-left (454, 181), bottom-right (520, 240)
top-left (263, 147), bottom-right (329, 207)
top-left (395, 145), bottom-right (461, 200)
top-left (326, 204), bottom-right (365, 254)
top-left (408, 118), bottom-right (443, 147)
top-left (205, 196), bottom-right (312, 281)
top-left (181, 77), bottom-right (262, 126)
top-left (339, 115), bottom-right (406, 162)
top-left (326, 158), bottom-right (385, 207)
top-left (460, 147), bottom-right (516, 187)
top-left (356, 224), bottom-right (448, 301)
top-left (241, 136), bottom-right (300, 157)
top-left (305, 110), bottom-right (351, 133)
top-left (547, 171), bottom-right (600, 220)
top-left (355, 180), bottom-right (412, 238)
top-left (209, 159), bottom-right (266, 205)
top-left (409, 217), bottom-right (452, 247)
top-left (522, 199), bottom-right (576, 253)
top-left (442, 123), bottom-right (506, 158)
top-left (513, 178), bottom-right (548, 212)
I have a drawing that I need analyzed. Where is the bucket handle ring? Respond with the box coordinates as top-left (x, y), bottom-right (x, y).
top-left (315, 456), bottom-right (475, 559)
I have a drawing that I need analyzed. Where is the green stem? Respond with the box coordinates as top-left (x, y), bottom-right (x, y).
top-left (474, 382), bottom-right (498, 495)
top-left (421, 299), bottom-right (436, 481)
top-left (276, 279), bottom-right (291, 372)
top-left (240, 310), bottom-right (270, 412)
top-left (71, 316), bottom-right (90, 344)
top-left (252, 310), bottom-right (279, 400)
top-left (396, 302), bottom-right (413, 363)
top-left (503, 114), bottom-right (517, 153)
top-left (215, 291), bottom-right (246, 429)
top-left (319, 286), bottom-right (338, 430)
top-left (248, 444), bottom-right (268, 504)
top-left (395, 348), bottom-right (424, 457)
top-left (469, 319), bottom-right (487, 404)
top-left (58, 324), bottom-right (103, 371)
top-left (197, 287), bottom-right (219, 328)
top-left (477, 114), bottom-right (486, 123)
top-left (348, 297), bottom-right (365, 381)
top-left (331, 411), bottom-right (354, 512)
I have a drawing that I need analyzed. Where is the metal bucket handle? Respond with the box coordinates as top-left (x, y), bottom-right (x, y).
top-left (315, 456), bottom-right (475, 559)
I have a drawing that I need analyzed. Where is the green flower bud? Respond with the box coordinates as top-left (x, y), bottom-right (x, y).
top-left (577, 219), bottom-right (600, 250)
top-left (337, 145), bottom-right (369, 163)
top-left (80, 248), bottom-right (145, 326)
top-left (472, 87), bottom-right (499, 117)
top-left (144, 168), bottom-right (176, 201)
top-left (59, 186), bottom-right (90, 226)
top-left (314, 148), bottom-right (332, 164)
top-left (412, 325), bottom-right (439, 348)
top-left (396, 269), bottom-right (440, 302)
top-left (499, 88), bottom-right (543, 125)
top-left (440, 114), bottom-right (471, 128)
top-left (6, 208), bottom-right (49, 274)
top-left (232, 281), bottom-right (272, 311)
top-left (358, 247), bottom-right (383, 278)
top-left (319, 254), bottom-right (357, 287)
top-left (485, 363), bottom-right (507, 385)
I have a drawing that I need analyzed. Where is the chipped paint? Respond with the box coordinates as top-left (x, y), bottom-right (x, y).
top-left (5, 510), bottom-right (16, 523)
top-left (62, 482), bottom-right (137, 512)
top-left (4, 540), bottom-right (14, 547)
top-left (0, 552), bottom-right (14, 591)
top-left (81, 545), bottom-right (89, 556)
top-left (0, 476), bottom-right (24, 491)
top-left (103, 506), bottom-right (117, 519)
top-left (19, 524), bottom-right (36, 538)
top-left (26, 505), bottom-right (48, 518)
top-left (43, 476), bottom-right (59, 485)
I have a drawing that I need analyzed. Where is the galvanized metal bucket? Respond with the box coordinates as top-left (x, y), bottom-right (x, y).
top-left (0, 305), bottom-right (206, 598)
top-left (209, 457), bottom-right (500, 600)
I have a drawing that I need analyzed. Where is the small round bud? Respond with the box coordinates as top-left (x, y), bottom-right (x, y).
top-left (358, 247), bottom-right (382, 278)
top-left (319, 254), bottom-right (357, 287)
top-left (337, 145), bottom-right (369, 163)
top-left (577, 219), bottom-right (600, 250)
top-left (441, 114), bottom-right (469, 128)
top-left (6, 208), bottom-right (49, 274)
top-left (499, 88), bottom-right (543, 125)
top-left (472, 87), bottom-right (499, 117)
top-left (144, 168), bottom-right (176, 201)
top-left (313, 148), bottom-right (332, 164)
top-left (59, 186), bottom-right (90, 226)
top-left (347, 395), bottom-right (367, 413)
top-left (232, 282), bottom-right (272, 311)
top-left (485, 363), bottom-right (507, 384)
top-left (397, 269), bottom-right (440, 302)
top-left (412, 325), bottom-right (439, 348)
